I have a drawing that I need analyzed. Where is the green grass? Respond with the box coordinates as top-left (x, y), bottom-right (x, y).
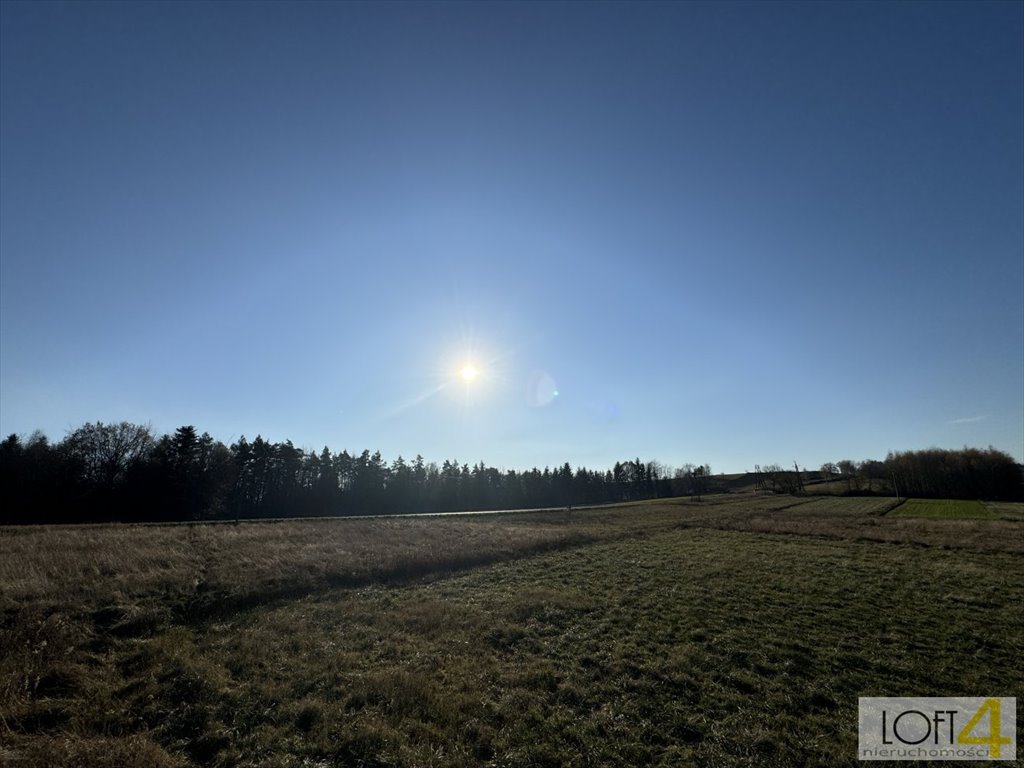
top-left (889, 498), bottom-right (994, 519)
top-left (2, 494), bottom-right (1022, 767)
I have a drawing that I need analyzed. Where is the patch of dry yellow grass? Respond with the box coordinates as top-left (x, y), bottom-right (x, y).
top-left (0, 517), bottom-right (589, 613)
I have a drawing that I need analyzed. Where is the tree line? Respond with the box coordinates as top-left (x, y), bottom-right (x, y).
top-left (814, 448), bottom-right (1021, 500)
top-left (751, 449), bottom-right (1020, 501)
top-left (2, 422), bottom-right (1018, 525)
top-left (0, 422), bottom-right (711, 524)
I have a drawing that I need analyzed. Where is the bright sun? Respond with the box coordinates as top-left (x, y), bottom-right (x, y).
top-left (459, 364), bottom-right (480, 382)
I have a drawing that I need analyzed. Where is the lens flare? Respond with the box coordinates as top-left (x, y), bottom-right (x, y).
top-left (460, 364), bottom-right (480, 382)
top-left (526, 370), bottom-right (559, 407)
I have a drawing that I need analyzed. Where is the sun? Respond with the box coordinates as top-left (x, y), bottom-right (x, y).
top-left (459, 364), bottom-right (480, 383)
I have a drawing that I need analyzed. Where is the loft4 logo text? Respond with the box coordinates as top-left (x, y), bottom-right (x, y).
top-left (859, 697), bottom-right (1016, 761)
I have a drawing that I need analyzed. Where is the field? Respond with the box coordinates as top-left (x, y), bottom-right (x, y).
top-left (2, 495), bottom-right (1022, 767)
top-left (888, 499), bottom-right (993, 519)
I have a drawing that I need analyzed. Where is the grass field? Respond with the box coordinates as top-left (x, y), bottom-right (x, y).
top-left (2, 494), bottom-right (1022, 767)
top-left (889, 499), bottom-right (994, 519)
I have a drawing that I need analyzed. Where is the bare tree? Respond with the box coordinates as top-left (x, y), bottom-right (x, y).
top-left (836, 459), bottom-right (862, 493)
top-left (62, 421), bottom-right (154, 490)
top-left (690, 464), bottom-right (711, 499)
top-left (756, 464), bottom-right (785, 494)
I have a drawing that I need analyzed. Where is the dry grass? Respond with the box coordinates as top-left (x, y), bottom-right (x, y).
top-left (6, 525), bottom-right (1020, 767)
top-left (2, 493), bottom-right (1021, 766)
top-left (616, 495), bottom-right (1024, 553)
top-left (0, 517), bottom-right (590, 614)
top-left (10, 735), bottom-right (184, 768)
top-left (0, 514), bottom-right (593, 745)
top-left (4, 494), bottom-right (1019, 620)
top-left (984, 500), bottom-right (1024, 520)
top-left (0, 525), bottom-right (204, 609)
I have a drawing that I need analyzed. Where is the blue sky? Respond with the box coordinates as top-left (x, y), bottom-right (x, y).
top-left (1, 0), bottom-right (1021, 473)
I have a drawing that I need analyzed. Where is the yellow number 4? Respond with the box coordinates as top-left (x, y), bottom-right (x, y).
top-left (958, 698), bottom-right (1011, 758)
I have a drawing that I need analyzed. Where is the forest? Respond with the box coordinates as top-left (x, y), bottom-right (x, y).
top-left (0, 422), bottom-right (1020, 524)
top-left (0, 422), bottom-right (689, 524)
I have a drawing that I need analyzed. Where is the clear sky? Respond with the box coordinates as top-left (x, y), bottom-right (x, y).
top-left (1, 0), bottom-right (1022, 474)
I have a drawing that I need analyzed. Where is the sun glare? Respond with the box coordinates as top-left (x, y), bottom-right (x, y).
top-left (460, 364), bottom-right (480, 382)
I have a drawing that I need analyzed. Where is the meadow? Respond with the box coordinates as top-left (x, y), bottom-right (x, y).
top-left (888, 498), bottom-right (993, 519)
top-left (2, 494), bottom-right (1022, 767)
